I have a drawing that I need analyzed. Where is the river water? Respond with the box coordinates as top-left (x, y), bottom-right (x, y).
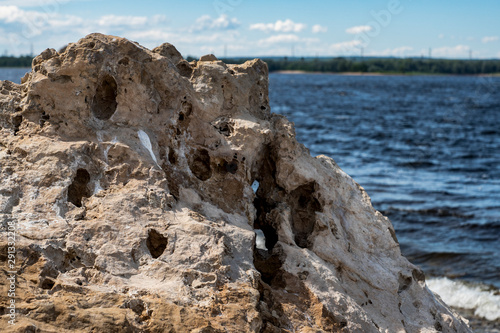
top-left (269, 73), bottom-right (500, 324)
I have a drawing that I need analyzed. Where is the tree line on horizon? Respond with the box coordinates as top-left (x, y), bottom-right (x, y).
top-left (0, 56), bottom-right (32, 67)
top-left (220, 57), bottom-right (500, 75)
top-left (2, 55), bottom-right (500, 75)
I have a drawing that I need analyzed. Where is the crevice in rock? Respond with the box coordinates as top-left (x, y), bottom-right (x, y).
top-left (50, 75), bottom-right (72, 84)
top-left (67, 169), bottom-right (91, 207)
top-left (168, 148), bottom-right (177, 165)
top-left (253, 195), bottom-right (278, 252)
top-left (62, 249), bottom-right (86, 271)
top-left (254, 249), bottom-right (285, 287)
top-left (412, 267), bottom-right (425, 283)
top-left (40, 277), bottom-right (56, 290)
top-left (40, 111), bottom-right (50, 127)
top-left (146, 229), bottom-right (168, 259)
top-left (118, 57), bottom-right (129, 66)
top-left (289, 182), bottom-right (321, 248)
top-left (398, 273), bottom-right (413, 293)
top-left (188, 148), bottom-right (212, 181)
top-left (253, 185), bottom-right (283, 287)
top-left (252, 144), bottom-right (285, 288)
top-left (212, 118), bottom-right (233, 137)
top-left (223, 160), bottom-right (238, 174)
top-left (12, 115), bottom-right (22, 135)
top-left (257, 272), bottom-right (349, 331)
top-left (178, 101), bottom-right (192, 122)
top-left (91, 74), bottom-right (118, 120)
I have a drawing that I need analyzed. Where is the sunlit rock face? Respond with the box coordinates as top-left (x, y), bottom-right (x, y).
top-left (0, 33), bottom-right (471, 332)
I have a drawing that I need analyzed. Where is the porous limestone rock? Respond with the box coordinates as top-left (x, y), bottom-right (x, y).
top-left (0, 34), bottom-right (471, 332)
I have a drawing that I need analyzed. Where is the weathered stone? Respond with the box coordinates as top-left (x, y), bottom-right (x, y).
top-left (199, 54), bottom-right (218, 62)
top-left (0, 33), bottom-right (471, 332)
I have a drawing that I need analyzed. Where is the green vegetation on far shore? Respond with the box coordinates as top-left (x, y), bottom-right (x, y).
top-left (0, 56), bottom-right (32, 67)
top-left (3, 54), bottom-right (500, 75)
top-left (212, 56), bottom-right (500, 75)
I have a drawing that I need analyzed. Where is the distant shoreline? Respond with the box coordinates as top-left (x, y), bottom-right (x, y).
top-left (1, 67), bottom-right (499, 78)
top-left (2, 66), bottom-right (500, 78)
top-left (272, 70), bottom-right (500, 77)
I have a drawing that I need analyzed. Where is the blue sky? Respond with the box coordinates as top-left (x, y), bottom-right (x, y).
top-left (1, 0), bottom-right (499, 59)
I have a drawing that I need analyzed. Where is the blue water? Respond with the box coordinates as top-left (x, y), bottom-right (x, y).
top-left (0, 68), bottom-right (30, 84)
top-left (269, 73), bottom-right (500, 289)
top-left (2, 68), bottom-right (499, 290)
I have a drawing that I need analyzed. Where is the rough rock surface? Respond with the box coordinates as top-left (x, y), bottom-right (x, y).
top-left (0, 33), bottom-right (471, 332)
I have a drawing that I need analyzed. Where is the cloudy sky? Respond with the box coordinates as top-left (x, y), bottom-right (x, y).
top-left (1, 0), bottom-right (499, 59)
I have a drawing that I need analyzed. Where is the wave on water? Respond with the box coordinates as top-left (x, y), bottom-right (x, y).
top-left (427, 277), bottom-right (500, 321)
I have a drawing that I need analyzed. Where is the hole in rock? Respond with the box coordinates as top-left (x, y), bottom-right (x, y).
top-left (254, 251), bottom-right (284, 287)
top-left (40, 278), bottom-right (55, 290)
top-left (178, 101), bottom-right (192, 121)
top-left (67, 169), bottom-right (91, 207)
top-left (253, 190), bottom-right (283, 286)
top-left (12, 115), bottom-right (22, 135)
top-left (224, 160), bottom-right (238, 174)
top-left (253, 195), bottom-right (279, 252)
top-left (124, 299), bottom-right (145, 315)
top-left (168, 148), bottom-right (177, 165)
top-left (52, 75), bottom-right (72, 84)
top-left (412, 268), bottom-right (425, 283)
top-left (91, 74), bottom-right (118, 120)
top-left (398, 273), bottom-right (413, 293)
top-left (118, 57), bottom-right (129, 66)
top-left (40, 111), bottom-right (50, 127)
top-left (290, 182), bottom-right (321, 248)
top-left (188, 148), bottom-right (212, 181)
top-left (215, 121), bottom-right (232, 136)
top-left (147, 229), bottom-right (168, 259)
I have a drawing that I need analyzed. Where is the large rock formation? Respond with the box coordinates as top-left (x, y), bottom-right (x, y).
top-left (0, 34), bottom-right (471, 332)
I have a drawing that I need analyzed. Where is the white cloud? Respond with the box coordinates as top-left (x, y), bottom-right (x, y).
top-left (0, 5), bottom-right (84, 36)
top-left (193, 14), bottom-right (240, 31)
top-left (98, 15), bottom-right (148, 27)
top-left (0, 5), bottom-right (38, 23)
top-left (345, 25), bottom-right (372, 34)
top-left (250, 19), bottom-right (306, 33)
top-left (432, 45), bottom-right (470, 58)
top-left (312, 24), bottom-right (327, 34)
top-left (330, 40), bottom-right (362, 54)
top-left (0, 5), bottom-right (168, 39)
top-left (482, 36), bottom-right (499, 43)
top-left (438, 33), bottom-right (445, 39)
